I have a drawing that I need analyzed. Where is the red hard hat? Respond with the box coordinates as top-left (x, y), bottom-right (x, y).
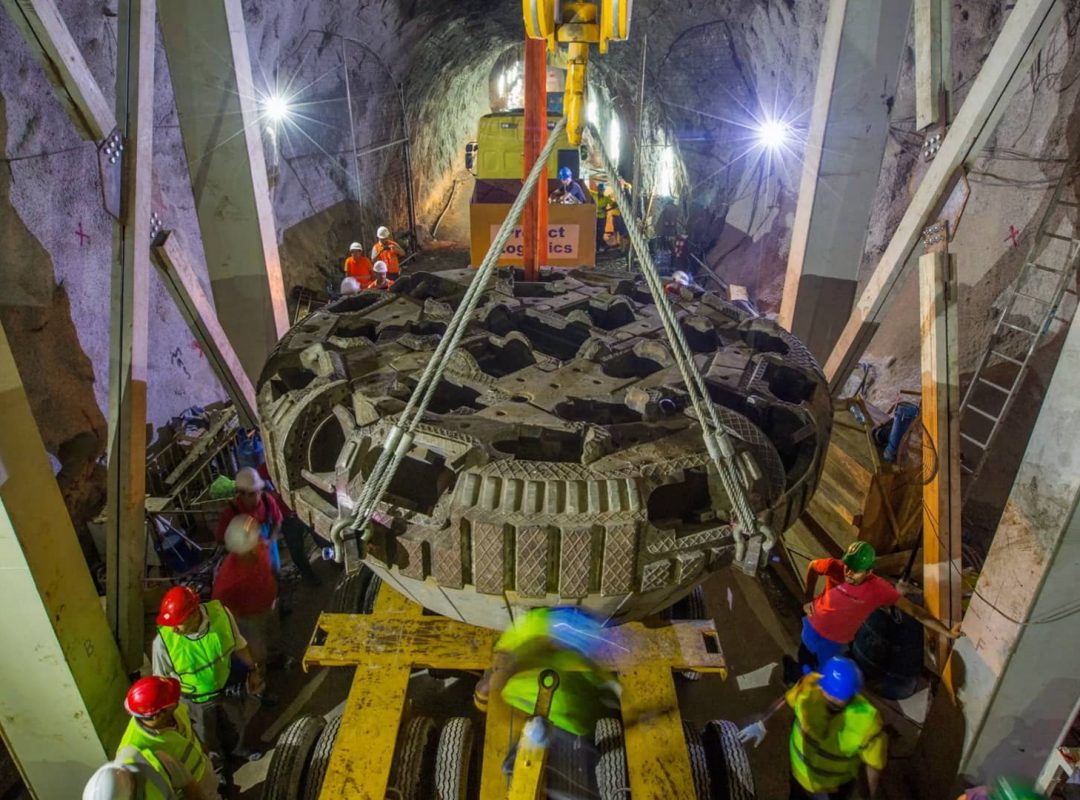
top-left (156, 585), bottom-right (200, 626)
top-left (125, 676), bottom-right (181, 718)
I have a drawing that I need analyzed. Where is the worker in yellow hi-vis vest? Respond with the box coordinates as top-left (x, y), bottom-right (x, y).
top-left (151, 586), bottom-right (262, 769)
top-left (739, 657), bottom-right (887, 800)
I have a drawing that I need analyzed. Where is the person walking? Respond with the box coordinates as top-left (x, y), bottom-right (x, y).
top-left (343, 242), bottom-right (373, 284)
top-left (215, 467), bottom-right (284, 574)
top-left (151, 586), bottom-right (262, 765)
top-left (797, 540), bottom-right (961, 672)
top-left (213, 515), bottom-right (279, 698)
top-left (252, 462), bottom-right (322, 587)
top-left (111, 676), bottom-right (219, 799)
top-left (740, 657), bottom-right (887, 800)
top-left (371, 226), bottom-right (405, 277)
top-left (363, 261), bottom-right (395, 291)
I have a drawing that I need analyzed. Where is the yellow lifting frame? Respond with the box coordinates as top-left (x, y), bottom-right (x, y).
top-left (305, 584), bottom-right (727, 800)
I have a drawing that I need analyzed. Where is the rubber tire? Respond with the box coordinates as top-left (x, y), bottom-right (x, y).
top-left (702, 719), bottom-right (756, 800)
top-left (434, 717), bottom-right (474, 800)
top-left (595, 717), bottom-right (629, 800)
top-left (333, 567), bottom-right (373, 614)
top-left (676, 585), bottom-right (708, 681)
top-left (361, 573), bottom-right (383, 614)
top-left (683, 722), bottom-right (713, 800)
top-left (302, 715), bottom-right (342, 800)
top-left (390, 716), bottom-right (438, 800)
top-left (262, 715), bottom-right (326, 800)
top-left (547, 731), bottom-right (594, 798)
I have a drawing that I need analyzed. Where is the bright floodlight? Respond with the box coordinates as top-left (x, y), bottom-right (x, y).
top-left (265, 94), bottom-right (290, 122)
top-left (757, 118), bottom-right (790, 149)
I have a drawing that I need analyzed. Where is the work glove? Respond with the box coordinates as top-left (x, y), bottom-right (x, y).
top-left (738, 720), bottom-right (767, 748)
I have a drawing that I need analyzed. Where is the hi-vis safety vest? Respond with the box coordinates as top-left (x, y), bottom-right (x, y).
top-left (788, 675), bottom-right (885, 793)
top-left (372, 242), bottom-right (401, 274)
top-left (117, 703), bottom-right (209, 793)
top-left (159, 600), bottom-right (236, 702)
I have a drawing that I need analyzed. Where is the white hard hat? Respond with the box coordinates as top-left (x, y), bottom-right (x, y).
top-left (348, 242), bottom-right (362, 252)
top-left (83, 763), bottom-right (136, 800)
top-left (224, 514), bottom-right (260, 555)
top-left (235, 466), bottom-right (265, 493)
top-left (373, 261), bottom-right (388, 274)
top-left (376, 226), bottom-right (391, 239)
top-left (340, 277), bottom-right (362, 295)
top-left (671, 270), bottom-right (694, 287)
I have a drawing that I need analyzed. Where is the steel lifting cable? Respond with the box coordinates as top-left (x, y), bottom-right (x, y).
top-left (586, 122), bottom-right (766, 559)
top-left (329, 118), bottom-right (570, 562)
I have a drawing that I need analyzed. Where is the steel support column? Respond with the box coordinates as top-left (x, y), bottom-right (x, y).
top-left (0, 323), bottom-right (128, 797)
top-left (151, 235), bottom-right (259, 427)
top-left (522, 37), bottom-right (549, 282)
top-left (105, 0), bottom-right (154, 670)
top-left (918, 249), bottom-right (961, 668)
top-left (158, 0), bottom-right (288, 383)
top-left (919, 288), bottom-right (1080, 796)
top-left (778, 0), bottom-right (912, 362)
top-left (824, 0), bottom-right (1066, 393)
top-left (0, 0), bottom-right (115, 140)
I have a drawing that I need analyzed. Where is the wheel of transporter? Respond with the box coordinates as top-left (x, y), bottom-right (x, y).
top-left (683, 722), bottom-right (713, 800)
top-left (262, 714), bottom-right (326, 800)
top-left (361, 573), bottom-right (384, 614)
top-left (702, 719), bottom-right (756, 800)
top-left (546, 730), bottom-right (596, 798)
top-left (675, 585), bottom-right (708, 681)
top-left (332, 566), bottom-right (373, 614)
top-left (389, 716), bottom-right (438, 800)
top-left (594, 717), bottom-right (629, 800)
top-left (434, 716), bottom-right (475, 800)
top-left (301, 714), bottom-right (342, 800)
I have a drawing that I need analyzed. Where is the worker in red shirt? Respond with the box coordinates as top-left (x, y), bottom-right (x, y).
top-left (798, 541), bottom-right (961, 672)
top-left (214, 515), bottom-right (278, 694)
top-left (216, 467), bottom-right (282, 572)
top-left (363, 261), bottom-right (395, 291)
top-left (371, 226), bottom-right (405, 277)
top-left (344, 242), bottom-right (373, 283)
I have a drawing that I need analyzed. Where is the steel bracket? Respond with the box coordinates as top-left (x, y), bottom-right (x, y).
top-left (97, 128), bottom-right (123, 219)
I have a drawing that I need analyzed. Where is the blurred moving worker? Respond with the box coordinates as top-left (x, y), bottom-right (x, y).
top-left (340, 276), bottom-right (362, 296)
top-left (343, 242), bottom-right (373, 283)
top-left (151, 586), bottom-right (262, 763)
top-left (253, 462), bottom-right (322, 587)
top-left (740, 657), bottom-right (886, 800)
top-left (83, 753), bottom-right (213, 800)
top-left (364, 261), bottom-right (395, 291)
top-left (109, 676), bottom-right (219, 799)
top-left (592, 182), bottom-right (613, 248)
top-left (798, 540), bottom-right (961, 671)
top-left (371, 226), bottom-right (405, 276)
top-left (216, 467), bottom-right (287, 576)
top-left (549, 166), bottom-right (587, 204)
top-left (477, 607), bottom-right (620, 738)
top-left (213, 515), bottom-right (279, 682)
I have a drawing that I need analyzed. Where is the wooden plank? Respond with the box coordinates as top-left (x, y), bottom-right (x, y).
top-left (1, 0), bottom-right (115, 139)
top-left (919, 251), bottom-right (962, 668)
top-left (104, 0), bottom-right (155, 671)
top-left (914, 0), bottom-right (951, 130)
top-left (318, 663), bottom-right (411, 800)
top-left (824, 0), bottom-right (1066, 392)
top-left (619, 664), bottom-right (696, 799)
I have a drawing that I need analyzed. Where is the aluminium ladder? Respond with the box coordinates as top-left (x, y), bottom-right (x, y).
top-left (959, 154), bottom-right (1080, 504)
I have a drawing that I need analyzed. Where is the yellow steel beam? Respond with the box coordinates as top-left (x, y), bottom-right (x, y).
top-left (619, 663), bottom-right (696, 798)
top-left (481, 676), bottom-right (520, 799)
top-left (317, 662), bottom-right (411, 800)
top-left (371, 580), bottom-right (422, 616)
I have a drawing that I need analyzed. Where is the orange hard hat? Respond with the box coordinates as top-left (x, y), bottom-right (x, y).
top-left (124, 676), bottom-right (181, 718)
top-left (156, 585), bottom-right (200, 626)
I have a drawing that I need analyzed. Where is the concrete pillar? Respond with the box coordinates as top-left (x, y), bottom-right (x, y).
top-left (158, 0), bottom-right (288, 383)
top-left (778, 0), bottom-right (912, 362)
top-left (920, 284), bottom-right (1080, 794)
top-left (0, 323), bottom-right (128, 798)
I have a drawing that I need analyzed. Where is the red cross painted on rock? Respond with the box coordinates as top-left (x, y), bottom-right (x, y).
top-left (1005, 225), bottom-right (1022, 248)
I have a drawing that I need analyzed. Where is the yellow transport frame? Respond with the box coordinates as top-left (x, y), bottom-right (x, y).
top-left (304, 585), bottom-right (727, 799)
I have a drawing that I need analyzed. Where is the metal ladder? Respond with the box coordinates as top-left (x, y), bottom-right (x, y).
top-left (959, 155), bottom-right (1080, 504)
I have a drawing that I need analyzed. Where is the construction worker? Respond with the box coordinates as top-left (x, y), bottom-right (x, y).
top-left (151, 586), bottom-right (262, 763)
top-left (83, 752), bottom-right (214, 800)
top-left (740, 656), bottom-right (886, 800)
top-left (212, 515), bottom-right (278, 684)
top-left (549, 166), bottom-right (587, 204)
top-left (110, 676), bottom-right (219, 799)
top-left (343, 242), bottom-right (372, 283)
top-left (215, 467), bottom-right (283, 574)
top-left (664, 270), bottom-right (696, 298)
top-left (797, 540), bottom-right (961, 672)
top-left (363, 260), bottom-right (395, 291)
top-left (340, 276), bottom-right (362, 296)
top-left (592, 182), bottom-right (613, 250)
top-left (371, 226), bottom-right (405, 277)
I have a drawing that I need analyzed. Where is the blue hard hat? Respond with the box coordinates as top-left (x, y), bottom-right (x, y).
top-left (559, 166), bottom-right (573, 181)
top-left (597, 182), bottom-right (606, 193)
top-left (818, 657), bottom-right (862, 703)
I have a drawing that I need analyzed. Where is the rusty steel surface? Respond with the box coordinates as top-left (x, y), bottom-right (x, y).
top-left (258, 267), bottom-right (832, 627)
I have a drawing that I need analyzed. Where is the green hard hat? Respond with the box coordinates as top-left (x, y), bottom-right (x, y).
top-left (841, 541), bottom-right (876, 572)
top-left (991, 778), bottom-right (1045, 800)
